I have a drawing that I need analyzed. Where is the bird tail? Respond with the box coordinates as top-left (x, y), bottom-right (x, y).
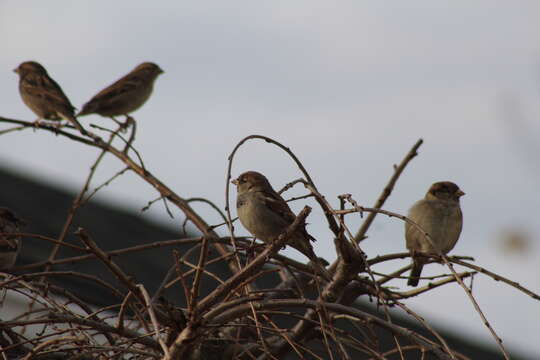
top-left (63, 114), bottom-right (88, 136)
top-left (407, 259), bottom-right (424, 287)
top-left (296, 241), bottom-right (332, 281)
top-left (76, 104), bottom-right (93, 117)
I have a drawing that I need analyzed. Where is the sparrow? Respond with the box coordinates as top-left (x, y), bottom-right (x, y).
top-left (232, 171), bottom-right (331, 281)
top-left (77, 62), bottom-right (164, 118)
top-left (405, 181), bottom-right (464, 286)
top-left (0, 208), bottom-right (25, 270)
top-left (14, 61), bottom-right (87, 135)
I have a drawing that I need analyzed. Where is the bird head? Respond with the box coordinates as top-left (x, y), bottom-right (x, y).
top-left (232, 171), bottom-right (273, 194)
top-left (426, 181), bottom-right (465, 202)
top-left (133, 62), bottom-right (164, 78)
top-left (14, 61), bottom-right (48, 76)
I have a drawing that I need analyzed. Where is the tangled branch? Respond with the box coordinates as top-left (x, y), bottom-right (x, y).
top-left (0, 116), bottom-right (536, 359)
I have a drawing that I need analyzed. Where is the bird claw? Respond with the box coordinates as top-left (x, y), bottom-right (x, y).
top-left (32, 119), bottom-right (41, 132)
top-left (32, 119), bottom-right (62, 135)
top-left (110, 116), bottom-right (129, 133)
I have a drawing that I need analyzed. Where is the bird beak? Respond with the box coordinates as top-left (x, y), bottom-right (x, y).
top-left (13, 68), bottom-right (19, 74)
top-left (457, 190), bottom-right (465, 197)
top-left (231, 179), bottom-right (238, 186)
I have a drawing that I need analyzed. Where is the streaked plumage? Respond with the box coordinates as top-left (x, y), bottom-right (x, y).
top-left (0, 208), bottom-right (24, 270)
top-left (14, 61), bottom-right (86, 134)
top-left (233, 171), bottom-right (331, 281)
top-left (406, 181), bottom-right (464, 286)
top-left (77, 62), bottom-right (163, 117)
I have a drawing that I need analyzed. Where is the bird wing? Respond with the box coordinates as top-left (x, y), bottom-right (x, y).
top-left (83, 73), bottom-right (142, 108)
top-left (0, 217), bottom-right (21, 250)
top-left (258, 189), bottom-right (316, 242)
top-left (258, 189), bottom-right (296, 224)
top-left (405, 200), bottom-right (436, 253)
top-left (406, 199), bottom-right (462, 254)
top-left (22, 73), bottom-right (76, 113)
top-left (442, 206), bottom-right (463, 253)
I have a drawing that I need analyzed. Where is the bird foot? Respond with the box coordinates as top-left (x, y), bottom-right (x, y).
top-left (33, 119), bottom-right (63, 134)
top-left (32, 119), bottom-right (41, 132)
top-left (110, 116), bottom-right (129, 133)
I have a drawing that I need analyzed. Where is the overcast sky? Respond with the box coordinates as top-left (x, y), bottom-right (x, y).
top-left (1, 1), bottom-right (539, 357)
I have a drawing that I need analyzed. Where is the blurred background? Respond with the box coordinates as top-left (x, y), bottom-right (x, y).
top-left (1, 1), bottom-right (539, 357)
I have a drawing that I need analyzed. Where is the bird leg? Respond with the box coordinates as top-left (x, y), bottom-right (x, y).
top-left (32, 119), bottom-right (41, 132)
top-left (110, 116), bottom-right (128, 133)
top-left (123, 116), bottom-right (137, 154)
top-left (33, 119), bottom-right (63, 135)
top-left (121, 115), bottom-right (135, 130)
top-left (51, 120), bottom-right (65, 135)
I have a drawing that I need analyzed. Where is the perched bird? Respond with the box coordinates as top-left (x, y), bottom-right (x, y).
top-left (77, 62), bottom-right (164, 118)
top-left (14, 61), bottom-right (87, 135)
top-left (232, 171), bottom-right (331, 281)
top-left (0, 208), bottom-right (25, 270)
top-left (405, 181), bottom-right (465, 286)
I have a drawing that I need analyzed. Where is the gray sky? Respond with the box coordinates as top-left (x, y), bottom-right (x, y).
top-left (1, 1), bottom-right (539, 357)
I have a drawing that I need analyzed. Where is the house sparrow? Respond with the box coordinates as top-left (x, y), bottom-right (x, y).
top-left (14, 61), bottom-right (87, 135)
top-left (232, 171), bottom-right (331, 281)
top-left (405, 181), bottom-right (464, 286)
top-left (77, 62), bottom-right (164, 118)
top-left (0, 208), bottom-right (24, 270)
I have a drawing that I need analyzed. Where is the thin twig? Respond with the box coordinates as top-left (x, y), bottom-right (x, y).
top-left (440, 256), bottom-right (510, 360)
top-left (354, 139), bottom-right (423, 243)
top-left (138, 284), bottom-right (169, 357)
